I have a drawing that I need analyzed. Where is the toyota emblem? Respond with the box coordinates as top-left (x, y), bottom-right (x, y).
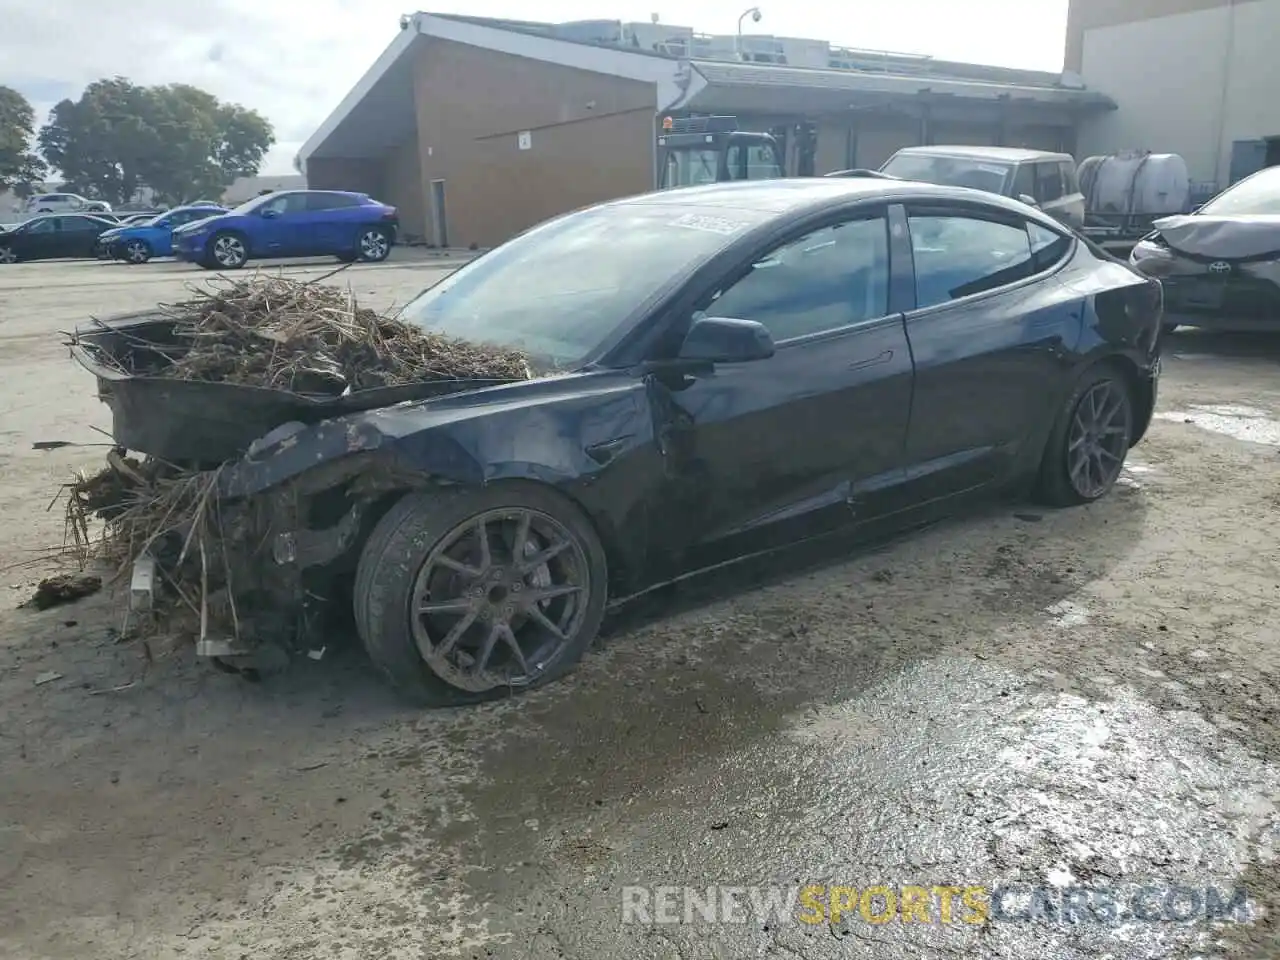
top-left (1209, 261), bottom-right (1231, 274)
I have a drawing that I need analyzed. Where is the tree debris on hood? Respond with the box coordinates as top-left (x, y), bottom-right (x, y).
top-left (82, 274), bottom-right (532, 394)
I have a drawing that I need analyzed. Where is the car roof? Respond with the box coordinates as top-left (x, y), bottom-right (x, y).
top-left (889, 145), bottom-right (1072, 163)
top-left (615, 177), bottom-right (1056, 221)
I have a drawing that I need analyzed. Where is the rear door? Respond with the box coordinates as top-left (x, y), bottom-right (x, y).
top-left (649, 208), bottom-right (916, 572)
top-left (59, 216), bottom-right (107, 256)
top-left (303, 192), bottom-right (363, 252)
top-left (899, 204), bottom-right (1081, 500)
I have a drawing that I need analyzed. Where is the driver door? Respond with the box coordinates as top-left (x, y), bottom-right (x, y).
top-left (648, 210), bottom-right (915, 574)
top-left (254, 193), bottom-right (309, 256)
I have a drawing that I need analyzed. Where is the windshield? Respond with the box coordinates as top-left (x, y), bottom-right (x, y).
top-left (230, 193), bottom-right (275, 215)
top-left (1198, 166), bottom-right (1280, 216)
top-left (664, 148), bottom-right (722, 188)
top-left (880, 154), bottom-right (1014, 195)
top-left (399, 204), bottom-right (765, 367)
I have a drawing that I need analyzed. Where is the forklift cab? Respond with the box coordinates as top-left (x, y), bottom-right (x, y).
top-left (657, 116), bottom-right (785, 189)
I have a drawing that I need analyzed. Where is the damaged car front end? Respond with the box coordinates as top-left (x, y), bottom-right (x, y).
top-left (1130, 164), bottom-right (1280, 332)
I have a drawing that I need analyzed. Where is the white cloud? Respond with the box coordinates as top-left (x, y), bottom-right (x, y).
top-left (1, 0), bottom-right (1069, 175)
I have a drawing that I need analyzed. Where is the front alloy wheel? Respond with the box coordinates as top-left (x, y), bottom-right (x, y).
top-left (123, 239), bottom-right (150, 264)
top-left (358, 228), bottom-right (390, 262)
top-left (209, 233), bottom-right (247, 269)
top-left (354, 484), bottom-right (608, 706)
top-left (0, 246), bottom-right (15, 264)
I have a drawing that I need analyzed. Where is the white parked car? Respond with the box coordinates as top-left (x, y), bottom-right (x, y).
top-left (24, 193), bottom-right (112, 214)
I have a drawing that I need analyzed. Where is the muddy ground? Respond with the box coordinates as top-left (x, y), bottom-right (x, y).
top-left (1, 255), bottom-right (1279, 959)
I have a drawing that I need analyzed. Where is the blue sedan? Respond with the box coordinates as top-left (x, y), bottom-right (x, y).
top-left (171, 189), bottom-right (399, 270)
top-left (96, 205), bottom-right (228, 263)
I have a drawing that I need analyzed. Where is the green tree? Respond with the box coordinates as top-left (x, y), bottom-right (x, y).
top-left (38, 79), bottom-right (274, 205)
top-left (140, 85), bottom-right (274, 204)
top-left (0, 85), bottom-right (46, 192)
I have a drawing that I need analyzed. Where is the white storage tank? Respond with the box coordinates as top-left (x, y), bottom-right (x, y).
top-left (1078, 151), bottom-right (1192, 217)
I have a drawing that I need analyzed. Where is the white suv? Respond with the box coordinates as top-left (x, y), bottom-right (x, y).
top-left (24, 193), bottom-right (112, 214)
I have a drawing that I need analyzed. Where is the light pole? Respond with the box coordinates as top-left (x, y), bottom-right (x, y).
top-left (736, 7), bottom-right (762, 61)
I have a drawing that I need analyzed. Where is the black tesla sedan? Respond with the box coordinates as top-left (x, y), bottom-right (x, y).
top-left (0, 213), bottom-right (120, 264)
top-left (81, 178), bottom-right (1164, 706)
top-left (1129, 165), bottom-right (1280, 332)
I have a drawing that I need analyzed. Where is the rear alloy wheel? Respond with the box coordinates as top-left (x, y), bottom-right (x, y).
top-left (123, 239), bottom-right (151, 264)
top-left (0, 246), bottom-right (15, 264)
top-left (1037, 366), bottom-right (1134, 506)
top-left (207, 232), bottom-right (247, 269)
top-left (354, 483), bottom-right (608, 707)
top-left (356, 227), bottom-right (391, 263)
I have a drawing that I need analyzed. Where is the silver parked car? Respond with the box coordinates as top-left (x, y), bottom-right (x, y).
top-left (880, 146), bottom-right (1086, 230)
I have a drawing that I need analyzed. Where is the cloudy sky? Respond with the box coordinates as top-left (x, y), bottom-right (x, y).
top-left (2, 0), bottom-right (1070, 175)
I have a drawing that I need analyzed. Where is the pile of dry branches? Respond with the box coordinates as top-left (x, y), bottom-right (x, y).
top-left (98, 273), bottom-right (532, 395)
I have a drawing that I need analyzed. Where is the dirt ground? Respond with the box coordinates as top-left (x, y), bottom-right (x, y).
top-left (2, 254), bottom-right (1279, 960)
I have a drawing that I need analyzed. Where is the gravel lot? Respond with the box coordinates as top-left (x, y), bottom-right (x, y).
top-left (2, 254), bottom-right (1279, 960)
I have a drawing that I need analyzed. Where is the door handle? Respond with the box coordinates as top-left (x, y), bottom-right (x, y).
top-left (849, 349), bottom-right (893, 371)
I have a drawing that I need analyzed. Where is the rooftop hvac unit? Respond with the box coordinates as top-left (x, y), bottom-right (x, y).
top-left (622, 21), bottom-right (694, 53)
top-left (555, 19), bottom-right (623, 44)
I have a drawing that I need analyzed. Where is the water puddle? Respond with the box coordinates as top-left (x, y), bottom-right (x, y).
top-left (1155, 404), bottom-right (1280, 446)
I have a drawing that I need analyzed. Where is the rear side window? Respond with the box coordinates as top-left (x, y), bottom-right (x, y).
top-left (1034, 163), bottom-right (1065, 203)
top-left (1028, 221), bottom-right (1072, 269)
top-left (908, 214), bottom-right (1035, 309)
top-left (306, 192), bottom-right (360, 211)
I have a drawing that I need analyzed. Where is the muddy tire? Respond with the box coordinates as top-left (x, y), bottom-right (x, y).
top-left (353, 482), bottom-right (608, 707)
top-left (1036, 362), bottom-right (1134, 507)
top-left (203, 231), bottom-right (248, 270)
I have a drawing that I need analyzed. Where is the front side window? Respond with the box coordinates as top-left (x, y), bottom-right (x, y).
top-left (1012, 164), bottom-right (1036, 201)
top-left (1035, 162), bottom-right (1065, 203)
top-left (25, 218), bottom-right (56, 234)
top-left (909, 214), bottom-right (1035, 309)
top-left (701, 216), bottom-right (890, 342)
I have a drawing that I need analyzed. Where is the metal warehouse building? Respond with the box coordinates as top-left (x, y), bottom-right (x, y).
top-left (299, 12), bottom-right (1115, 248)
top-left (1070, 0), bottom-right (1280, 190)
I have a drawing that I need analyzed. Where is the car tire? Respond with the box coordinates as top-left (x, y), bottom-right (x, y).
top-left (354, 481), bottom-right (608, 707)
top-left (204, 231), bottom-right (248, 270)
top-left (1035, 362), bottom-right (1134, 507)
top-left (122, 239), bottom-right (151, 264)
top-left (0, 245), bottom-right (16, 264)
top-left (355, 227), bottom-right (391, 263)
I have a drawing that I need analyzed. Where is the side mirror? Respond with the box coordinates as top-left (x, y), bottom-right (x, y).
top-left (678, 316), bottom-right (775, 364)
top-left (260, 208), bottom-right (279, 219)
top-left (1017, 194), bottom-right (1039, 208)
